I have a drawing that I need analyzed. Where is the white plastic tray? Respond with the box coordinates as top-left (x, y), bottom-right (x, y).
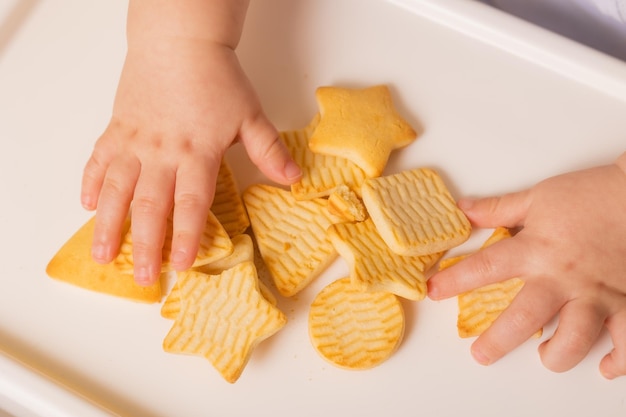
top-left (0, 352), bottom-right (113, 417)
top-left (390, 0), bottom-right (626, 103)
top-left (1, 1), bottom-right (625, 416)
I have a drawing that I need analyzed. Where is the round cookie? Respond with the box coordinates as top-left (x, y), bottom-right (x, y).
top-left (308, 277), bottom-right (405, 370)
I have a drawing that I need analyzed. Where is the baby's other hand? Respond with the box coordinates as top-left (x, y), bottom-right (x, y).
top-left (428, 158), bottom-right (626, 379)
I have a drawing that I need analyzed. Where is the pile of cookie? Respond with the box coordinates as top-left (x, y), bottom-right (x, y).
top-left (46, 84), bottom-right (525, 383)
top-left (246, 85), bottom-right (475, 370)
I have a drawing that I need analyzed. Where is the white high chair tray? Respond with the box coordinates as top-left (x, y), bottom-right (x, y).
top-left (1, 1), bottom-right (625, 416)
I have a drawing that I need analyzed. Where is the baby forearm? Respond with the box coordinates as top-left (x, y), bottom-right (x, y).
top-left (126, 0), bottom-right (250, 49)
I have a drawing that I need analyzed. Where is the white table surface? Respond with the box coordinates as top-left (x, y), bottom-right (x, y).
top-left (1, 1), bottom-right (625, 416)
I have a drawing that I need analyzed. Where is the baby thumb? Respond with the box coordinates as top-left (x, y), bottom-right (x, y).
top-left (458, 189), bottom-right (531, 228)
top-left (239, 113), bottom-right (301, 185)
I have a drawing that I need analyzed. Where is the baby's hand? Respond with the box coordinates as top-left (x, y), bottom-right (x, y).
top-left (428, 156), bottom-right (626, 379)
top-left (81, 39), bottom-right (300, 285)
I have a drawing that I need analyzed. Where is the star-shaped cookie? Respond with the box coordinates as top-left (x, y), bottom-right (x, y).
top-left (160, 234), bottom-right (277, 320)
top-left (309, 85), bottom-right (418, 177)
top-left (162, 262), bottom-right (287, 383)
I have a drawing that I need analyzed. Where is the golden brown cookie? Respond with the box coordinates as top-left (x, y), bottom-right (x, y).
top-left (309, 85), bottom-right (417, 177)
top-left (212, 160), bottom-right (250, 237)
top-left (162, 263), bottom-right (287, 383)
top-left (361, 167), bottom-right (471, 256)
top-left (243, 184), bottom-right (339, 297)
top-left (309, 277), bottom-right (404, 370)
top-left (46, 216), bottom-right (161, 303)
top-left (327, 218), bottom-right (442, 300)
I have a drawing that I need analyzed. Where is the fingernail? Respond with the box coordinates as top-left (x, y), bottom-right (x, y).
top-left (427, 282), bottom-right (440, 300)
top-left (471, 347), bottom-right (491, 366)
top-left (284, 160), bottom-right (302, 181)
top-left (171, 250), bottom-right (187, 268)
top-left (134, 266), bottom-right (155, 286)
top-left (91, 244), bottom-right (109, 263)
top-left (600, 368), bottom-right (616, 380)
top-left (81, 195), bottom-right (95, 210)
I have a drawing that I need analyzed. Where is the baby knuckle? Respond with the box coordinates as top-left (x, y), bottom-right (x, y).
top-left (132, 196), bottom-right (167, 216)
top-left (128, 238), bottom-right (162, 261)
top-left (472, 251), bottom-right (499, 278)
top-left (175, 192), bottom-right (208, 211)
top-left (506, 307), bottom-right (535, 334)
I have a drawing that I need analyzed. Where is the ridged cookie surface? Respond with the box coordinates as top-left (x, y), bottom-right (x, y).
top-left (309, 277), bottom-right (404, 370)
top-left (457, 277), bottom-right (525, 338)
top-left (161, 234), bottom-right (274, 320)
top-left (212, 160), bottom-right (250, 237)
top-left (328, 218), bottom-right (441, 300)
top-left (361, 167), bottom-right (471, 256)
top-left (243, 184), bottom-right (339, 297)
top-left (162, 263), bottom-right (286, 383)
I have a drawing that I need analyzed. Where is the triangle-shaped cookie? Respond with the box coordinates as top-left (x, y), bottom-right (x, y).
top-left (46, 216), bottom-right (161, 303)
